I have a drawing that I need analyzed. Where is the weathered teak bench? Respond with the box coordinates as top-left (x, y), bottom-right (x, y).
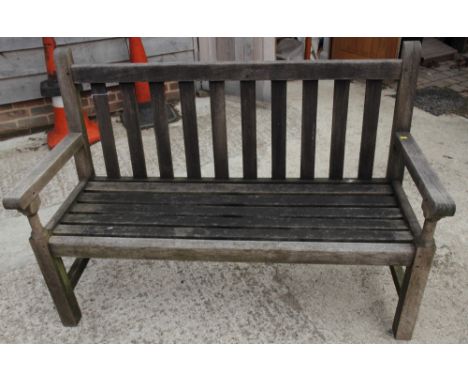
top-left (3, 41), bottom-right (455, 340)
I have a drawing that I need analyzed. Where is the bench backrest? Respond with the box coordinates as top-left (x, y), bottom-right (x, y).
top-left (57, 41), bottom-right (421, 182)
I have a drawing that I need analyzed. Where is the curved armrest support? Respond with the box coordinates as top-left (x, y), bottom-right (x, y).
top-left (2, 133), bottom-right (84, 211)
top-left (395, 132), bottom-right (456, 220)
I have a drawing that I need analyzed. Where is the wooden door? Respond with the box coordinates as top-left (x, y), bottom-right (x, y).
top-left (330, 38), bottom-right (401, 59)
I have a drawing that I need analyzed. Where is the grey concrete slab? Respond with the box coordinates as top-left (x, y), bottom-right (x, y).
top-left (1, 80), bottom-right (467, 343)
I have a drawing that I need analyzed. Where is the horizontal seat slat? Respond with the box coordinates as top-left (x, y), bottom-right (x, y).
top-left (49, 236), bottom-right (414, 266)
top-left (54, 224), bottom-right (413, 243)
top-left (62, 214), bottom-right (408, 230)
top-left (85, 180), bottom-right (394, 195)
top-left (71, 60), bottom-right (402, 83)
top-left (77, 191), bottom-right (398, 207)
top-left (71, 204), bottom-right (404, 219)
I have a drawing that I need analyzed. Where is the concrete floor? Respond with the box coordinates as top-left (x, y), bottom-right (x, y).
top-left (0, 80), bottom-right (467, 343)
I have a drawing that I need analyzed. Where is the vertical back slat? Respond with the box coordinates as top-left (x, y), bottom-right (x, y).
top-left (149, 82), bottom-right (174, 179)
top-left (240, 80), bottom-right (257, 179)
top-left (387, 41), bottom-right (422, 181)
top-left (209, 81), bottom-right (229, 179)
top-left (300, 80), bottom-right (318, 179)
top-left (271, 80), bottom-right (287, 179)
top-left (91, 83), bottom-right (120, 179)
top-left (120, 83), bottom-right (147, 179)
top-left (179, 81), bottom-right (201, 179)
top-left (329, 79), bottom-right (350, 180)
top-left (358, 80), bottom-right (383, 179)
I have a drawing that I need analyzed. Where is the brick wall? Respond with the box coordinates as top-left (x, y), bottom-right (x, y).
top-left (0, 82), bottom-right (179, 140)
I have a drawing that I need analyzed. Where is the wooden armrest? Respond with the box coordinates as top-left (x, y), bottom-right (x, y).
top-left (2, 133), bottom-right (84, 211)
top-left (395, 132), bottom-right (456, 220)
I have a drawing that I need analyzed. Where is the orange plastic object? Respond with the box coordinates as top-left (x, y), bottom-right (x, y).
top-left (47, 104), bottom-right (100, 149)
top-left (42, 36), bottom-right (101, 149)
top-left (42, 37), bottom-right (57, 76)
top-left (128, 37), bottom-right (151, 104)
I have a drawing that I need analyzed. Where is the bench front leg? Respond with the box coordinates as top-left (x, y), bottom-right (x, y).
top-left (21, 197), bottom-right (81, 326)
top-left (391, 134), bottom-right (456, 339)
top-left (392, 215), bottom-right (437, 340)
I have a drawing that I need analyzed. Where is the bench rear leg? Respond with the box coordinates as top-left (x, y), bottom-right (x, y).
top-left (392, 220), bottom-right (437, 340)
top-left (23, 199), bottom-right (81, 326)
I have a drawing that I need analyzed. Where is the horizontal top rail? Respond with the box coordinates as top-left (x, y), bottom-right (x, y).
top-left (71, 60), bottom-right (402, 83)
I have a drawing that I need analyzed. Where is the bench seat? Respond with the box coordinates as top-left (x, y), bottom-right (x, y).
top-left (49, 178), bottom-right (415, 266)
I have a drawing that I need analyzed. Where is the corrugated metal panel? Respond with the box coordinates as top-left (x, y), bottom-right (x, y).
top-left (0, 37), bottom-right (195, 105)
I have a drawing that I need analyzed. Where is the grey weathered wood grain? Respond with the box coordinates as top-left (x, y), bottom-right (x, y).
top-left (49, 236), bottom-right (414, 266)
top-left (54, 224), bottom-right (413, 243)
top-left (29, 235), bottom-right (82, 326)
top-left (0, 38), bottom-right (118, 79)
top-left (45, 180), bottom-right (88, 232)
top-left (0, 38), bottom-right (127, 104)
top-left (300, 80), bottom-right (318, 179)
top-left (358, 80), bottom-right (382, 179)
top-left (240, 81), bottom-right (257, 179)
top-left (91, 175), bottom-right (391, 184)
top-left (395, 133), bottom-right (456, 219)
top-left (62, 213), bottom-right (408, 230)
top-left (120, 82), bottom-right (147, 179)
top-left (387, 41), bottom-right (422, 180)
top-left (77, 191), bottom-right (398, 207)
top-left (179, 81), bottom-right (201, 178)
top-left (72, 60), bottom-right (403, 83)
top-left (392, 181), bottom-right (422, 237)
top-left (390, 265), bottom-right (405, 297)
top-left (150, 82), bottom-right (174, 179)
top-left (68, 258), bottom-right (90, 289)
top-left (0, 75), bottom-right (48, 107)
top-left (55, 48), bottom-right (94, 180)
top-left (393, 219), bottom-right (437, 340)
top-left (22, 200), bottom-right (81, 326)
top-left (72, 203), bottom-right (403, 219)
top-left (0, 37), bottom-right (42, 52)
top-left (209, 81), bottom-right (229, 179)
top-left (54, 218), bottom-right (413, 243)
top-left (91, 83), bottom-right (120, 179)
top-left (85, 180), bottom-right (394, 194)
top-left (140, 37), bottom-right (195, 57)
top-left (329, 80), bottom-right (350, 180)
top-left (271, 80), bottom-right (287, 179)
top-left (2, 133), bottom-right (83, 210)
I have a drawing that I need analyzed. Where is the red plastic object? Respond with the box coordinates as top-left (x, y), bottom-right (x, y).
top-left (42, 37), bottom-right (57, 76)
top-left (128, 37), bottom-right (151, 104)
top-left (42, 37), bottom-right (100, 149)
top-left (47, 98), bottom-right (100, 149)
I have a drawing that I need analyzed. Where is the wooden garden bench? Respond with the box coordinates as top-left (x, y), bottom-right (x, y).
top-left (2, 41), bottom-right (455, 340)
